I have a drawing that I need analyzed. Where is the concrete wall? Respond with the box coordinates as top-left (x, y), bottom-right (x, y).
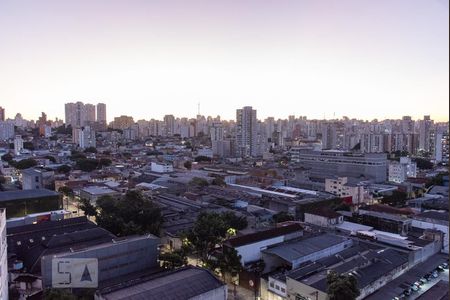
top-left (191, 285), bottom-right (228, 300)
top-left (286, 277), bottom-right (328, 300)
top-left (236, 236), bottom-right (285, 265)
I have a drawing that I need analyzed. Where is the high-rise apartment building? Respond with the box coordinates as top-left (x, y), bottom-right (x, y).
top-left (0, 107), bottom-right (5, 121)
top-left (0, 121), bottom-right (14, 141)
top-left (65, 102), bottom-right (86, 127)
top-left (236, 106), bottom-right (258, 157)
top-left (85, 104), bottom-right (96, 123)
top-left (73, 126), bottom-right (96, 149)
top-left (163, 115), bottom-right (175, 137)
top-left (112, 115), bottom-right (134, 130)
top-left (65, 102), bottom-right (104, 127)
top-left (321, 122), bottom-right (337, 150)
top-left (419, 115), bottom-right (433, 152)
top-left (14, 135), bottom-right (24, 155)
top-left (97, 103), bottom-right (107, 124)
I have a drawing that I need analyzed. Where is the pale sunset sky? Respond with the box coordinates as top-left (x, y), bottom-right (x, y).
top-left (0, 0), bottom-right (448, 122)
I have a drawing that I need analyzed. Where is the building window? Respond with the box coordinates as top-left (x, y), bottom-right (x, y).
top-left (281, 287), bottom-right (286, 293)
top-left (269, 282), bottom-right (274, 288)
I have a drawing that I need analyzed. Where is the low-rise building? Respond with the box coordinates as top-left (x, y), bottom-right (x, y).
top-left (285, 248), bottom-right (409, 300)
top-left (304, 208), bottom-right (344, 227)
top-left (388, 157), bottom-right (417, 183)
top-left (0, 189), bottom-right (62, 219)
top-left (80, 186), bottom-right (120, 203)
top-left (21, 168), bottom-right (55, 190)
top-left (411, 211), bottom-right (449, 253)
top-left (325, 177), bottom-right (368, 205)
top-left (224, 224), bottom-right (303, 267)
top-left (95, 266), bottom-right (227, 300)
top-left (150, 162), bottom-right (174, 173)
top-left (262, 233), bottom-right (353, 272)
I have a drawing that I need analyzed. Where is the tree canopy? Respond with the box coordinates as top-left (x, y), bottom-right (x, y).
top-left (57, 164), bottom-right (71, 174)
top-left (1, 153), bottom-right (13, 162)
top-left (189, 177), bottom-right (209, 188)
top-left (159, 250), bottom-right (188, 270)
top-left (80, 191), bottom-right (162, 237)
top-left (414, 157), bottom-right (434, 170)
top-left (13, 158), bottom-right (38, 169)
top-left (194, 155), bottom-right (211, 163)
top-left (185, 211), bottom-right (247, 262)
top-left (380, 190), bottom-right (408, 206)
top-left (84, 146), bottom-right (97, 153)
top-left (327, 271), bottom-right (360, 300)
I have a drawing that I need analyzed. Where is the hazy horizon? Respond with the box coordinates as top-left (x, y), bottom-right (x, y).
top-left (0, 0), bottom-right (448, 122)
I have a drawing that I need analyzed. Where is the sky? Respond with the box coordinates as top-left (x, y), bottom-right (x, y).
top-left (0, 0), bottom-right (448, 122)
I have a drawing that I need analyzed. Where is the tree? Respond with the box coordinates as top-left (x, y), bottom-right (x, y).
top-left (159, 250), bottom-right (188, 269)
top-left (70, 152), bottom-right (87, 161)
top-left (273, 211), bottom-right (294, 223)
top-left (187, 212), bottom-right (227, 261)
top-left (189, 177), bottom-right (209, 188)
top-left (217, 248), bottom-right (243, 282)
top-left (78, 198), bottom-right (98, 217)
top-left (58, 186), bottom-right (74, 198)
top-left (44, 155), bottom-right (56, 163)
top-left (1, 153), bottom-right (13, 162)
top-left (212, 177), bottom-right (226, 186)
top-left (23, 141), bottom-right (34, 150)
top-left (75, 158), bottom-right (99, 172)
top-left (425, 172), bottom-right (448, 188)
top-left (414, 157), bottom-right (434, 170)
top-left (94, 191), bottom-right (162, 236)
top-left (57, 164), bottom-right (71, 174)
top-left (13, 158), bottom-right (37, 169)
top-left (327, 271), bottom-right (360, 300)
top-left (184, 160), bottom-right (192, 170)
top-left (55, 124), bottom-right (72, 135)
top-left (221, 211), bottom-right (248, 231)
top-left (0, 175), bottom-right (6, 191)
top-left (99, 158), bottom-right (112, 167)
top-left (84, 146), bottom-right (97, 153)
top-left (380, 190), bottom-right (408, 206)
top-left (195, 155), bottom-right (211, 163)
top-left (122, 152), bottom-right (132, 159)
top-left (43, 288), bottom-right (77, 300)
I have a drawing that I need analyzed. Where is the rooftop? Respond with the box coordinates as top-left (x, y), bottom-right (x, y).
top-left (82, 186), bottom-right (118, 195)
top-left (0, 189), bottom-right (59, 202)
top-left (225, 223), bottom-right (303, 248)
top-left (98, 266), bottom-right (225, 300)
top-left (263, 233), bottom-right (350, 262)
top-left (414, 210), bottom-right (449, 222)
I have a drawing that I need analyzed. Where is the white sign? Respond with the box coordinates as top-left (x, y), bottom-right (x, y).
top-left (52, 258), bottom-right (98, 288)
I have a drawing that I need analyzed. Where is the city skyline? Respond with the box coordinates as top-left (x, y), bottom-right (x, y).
top-left (0, 103), bottom-right (449, 124)
top-left (0, 0), bottom-right (448, 122)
